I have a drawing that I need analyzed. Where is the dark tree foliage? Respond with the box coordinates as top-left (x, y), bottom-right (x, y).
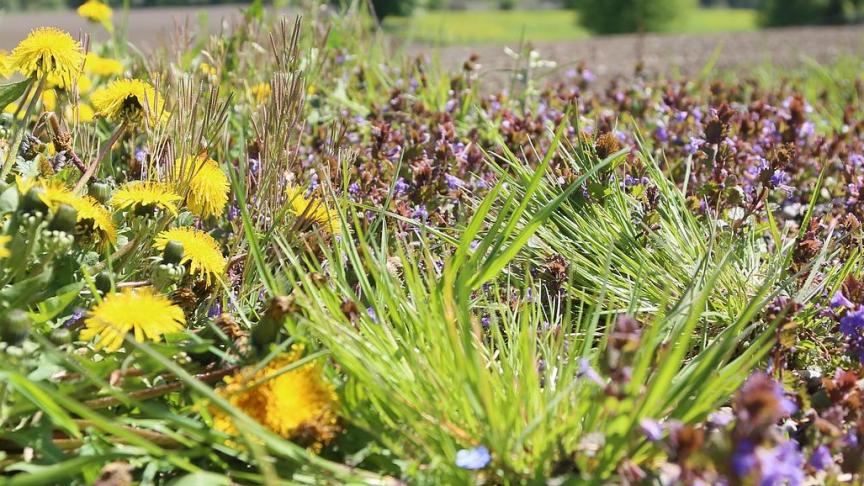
top-left (759, 0), bottom-right (864, 26)
top-left (577, 0), bottom-right (696, 34)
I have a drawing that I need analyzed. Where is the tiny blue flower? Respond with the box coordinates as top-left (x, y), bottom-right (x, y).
top-left (455, 446), bottom-right (491, 470)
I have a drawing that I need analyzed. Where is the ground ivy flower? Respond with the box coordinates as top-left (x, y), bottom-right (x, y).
top-left (455, 446), bottom-right (491, 470)
top-left (111, 181), bottom-right (182, 216)
top-left (84, 53), bottom-right (123, 77)
top-left (153, 227), bottom-right (226, 286)
top-left (173, 155), bottom-right (229, 219)
top-left (211, 345), bottom-right (339, 451)
top-left (80, 287), bottom-right (185, 352)
top-left (286, 185), bottom-right (341, 236)
top-left (10, 28), bottom-right (84, 86)
top-left (91, 78), bottom-right (167, 125)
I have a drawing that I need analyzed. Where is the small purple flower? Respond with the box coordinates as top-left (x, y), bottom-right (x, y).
top-left (808, 445), bottom-right (833, 471)
top-left (134, 148), bottom-right (148, 163)
top-left (348, 182), bottom-right (360, 197)
top-left (758, 440), bottom-right (803, 486)
top-left (850, 153), bottom-right (864, 167)
top-left (578, 358), bottom-right (604, 386)
top-left (394, 177), bottom-right (409, 197)
top-left (455, 446), bottom-right (491, 470)
top-left (839, 306), bottom-right (864, 336)
top-left (208, 302), bottom-right (222, 318)
top-left (639, 418), bottom-right (663, 442)
top-left (445, 174), bottom-right (464, 190)
top-left (769, 170), bottom-right (788, 188)
top-left (65, 307), bottom-right (86, 328)
top-left (830, 291), bottom-right (853, 309)
top-left (412, 205), bottom-right (429, 221)
top-left (366, 307), bottom-right (378, 323)
top-left (708, 408), bottom-right (735, 427)
top-left (732, 439), bottom-right (758, 477)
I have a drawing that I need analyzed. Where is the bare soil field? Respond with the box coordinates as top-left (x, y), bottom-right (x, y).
top-left (1, 5), bottom-right (863, 82)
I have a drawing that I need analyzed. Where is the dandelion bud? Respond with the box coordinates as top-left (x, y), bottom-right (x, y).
top-left (88, 181), bottom-right (112, 204)
top-left (49, 328), bottom-right (72, 345)
top-left (0, 309), bottom-right (31, 345)
top-left (49, 203), bottom-right (78, 233)
top-left (162, 240), bottom-right (184, 265)
top-left (95, 271), bottom-right (113, 294)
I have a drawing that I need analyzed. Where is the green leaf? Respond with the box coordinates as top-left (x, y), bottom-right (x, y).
top-left (0, 79), bottom-right (31, 112)
top-left (30, 282), bottom-right (84, 324)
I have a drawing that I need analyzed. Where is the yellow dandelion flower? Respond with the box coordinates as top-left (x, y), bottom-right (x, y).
top-left (153, 227), bottom-right (225, 286)
top-left (66, 103), bottom-right (95, 123)
top-left (80, 287), bottom-right (185, 352)
top-left (199, 62), bottom-right (217, 77)
top-left (250, 82), bottom-right (271, 104)
top-left (0, 235), bottom-right (11, 259)
top-left (22, 178), bottom-right (117, 245)
top-left (77, 0), bottom-right (114, 32)
top-left (41, 89), bottom-right (57, 112)
top-left (111, 181), bottom-right (181, 215)
top-left (46, 72), bottom-right (91, 95)
top-left (91, 78), bottom-right (167, 125)
top-left (0, 50), bottom-right (14, 79)
top-left (212, 345), bottom-right (340, 451)
top-left (173, 155), bottom-right (229, 219)
top-left (84, 53), bottom-right (123, 77)
top-left (3, 103), bottom-right (22, 119)
top-left (51, 193), bottom-right (116, 245)
top-left (10, 28), bottom-right (84, 86)
top-left (286, 185), bottom-right (341, 236)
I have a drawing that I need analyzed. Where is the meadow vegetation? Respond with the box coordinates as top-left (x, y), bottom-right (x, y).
top-left (0, 1), bottom-right (862, 484)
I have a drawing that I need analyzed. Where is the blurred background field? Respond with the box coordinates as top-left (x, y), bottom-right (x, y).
top-left (383, 7), bottom-right (759, 44)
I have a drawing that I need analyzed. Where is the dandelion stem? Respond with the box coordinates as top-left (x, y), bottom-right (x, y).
top-left (83, 366), bottom-right (238, 410)
top-left (74, 122), bottom-right (126, 193)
